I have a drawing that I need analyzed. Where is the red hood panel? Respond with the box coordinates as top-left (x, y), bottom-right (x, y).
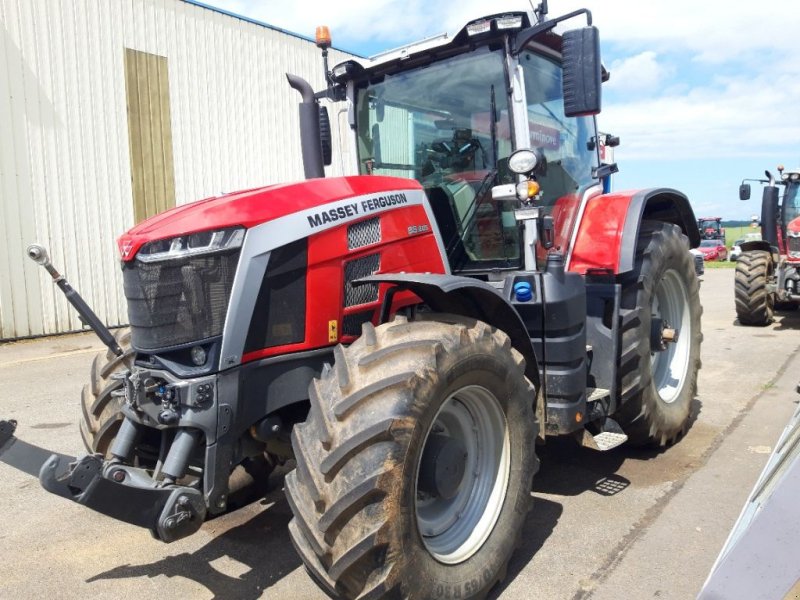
top-left (117, 176), bottom-right (422, 260)
top-left (787, 216), bottom-right (800, 234)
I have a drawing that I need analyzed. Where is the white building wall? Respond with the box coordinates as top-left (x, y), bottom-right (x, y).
top-left (0, 0), bottom-right (352, 339)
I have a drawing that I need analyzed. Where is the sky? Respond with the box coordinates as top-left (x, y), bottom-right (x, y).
top-left (204, 0), bottom-right (800, 220)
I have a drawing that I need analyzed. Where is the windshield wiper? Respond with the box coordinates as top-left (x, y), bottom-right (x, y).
top-left (490, 85), bottom-right (498, 166)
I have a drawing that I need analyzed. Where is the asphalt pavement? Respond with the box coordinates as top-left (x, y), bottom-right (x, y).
top-left (1, 268), bottom-right (798, 599)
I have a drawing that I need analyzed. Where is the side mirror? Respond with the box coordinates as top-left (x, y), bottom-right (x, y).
top-left (739, 183), bottom-right (751, 201)
top-left (319, 106), bottom-right (332, 166)
top-left (562, 26), bottom-right (602, 117)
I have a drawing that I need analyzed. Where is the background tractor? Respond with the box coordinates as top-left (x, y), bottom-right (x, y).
top-left (736, 166), bottom-right (800, 325)
top-left (698, 216), bottom-right (725, 240)
top-left (1, 5), bottom-right (702, 600)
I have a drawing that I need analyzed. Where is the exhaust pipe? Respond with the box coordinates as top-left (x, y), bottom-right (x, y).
top-left (287, 74), bottom-right (325, 180)
top-left (26, 244), bottom-right (123, 356)
top-left (761, 171), bottom-right (780, 250)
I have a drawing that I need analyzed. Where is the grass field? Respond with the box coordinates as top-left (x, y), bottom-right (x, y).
top-left (724, 225), bottom-right (760, 246)
top-left (704, 260), bottom-right (735, 269)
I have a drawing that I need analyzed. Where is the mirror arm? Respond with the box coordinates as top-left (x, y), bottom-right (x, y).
top-left (512, 8), bottom-right (593, 55)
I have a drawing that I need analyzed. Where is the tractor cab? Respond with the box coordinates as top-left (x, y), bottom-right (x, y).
top-left (697, 217), bottom-right (724, 240)
top-left (320, 11), bottom-right (608, 276)
top-left (777, 169), bottom-right (800, 259)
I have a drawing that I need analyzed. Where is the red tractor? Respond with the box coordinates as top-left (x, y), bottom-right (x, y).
top-left (1, 6), bottom-right (702, 599)
top-left (736, 166), bottom-right (800, 324)
top-left (697, 216), bottom-right (725, 240)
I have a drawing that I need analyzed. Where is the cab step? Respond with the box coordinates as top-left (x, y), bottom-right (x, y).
top-left (579, 416), bottom-right (628, 451)
top-left (586, 387), bottom-right (611, 403)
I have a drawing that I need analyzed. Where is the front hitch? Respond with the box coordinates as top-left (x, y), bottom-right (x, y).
top-left (2, 419), bottom-right (210, 543)
top-left (39, 453), bottom-right (206, 542)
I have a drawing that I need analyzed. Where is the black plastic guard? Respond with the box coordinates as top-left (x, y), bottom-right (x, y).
top-left (39, 454), bottom-right (206, 543)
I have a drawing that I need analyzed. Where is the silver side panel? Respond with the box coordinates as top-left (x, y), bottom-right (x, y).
top-left (219, 188), bottom-right (444, 367)
top-left (564, 183), bottom-right (604, 271)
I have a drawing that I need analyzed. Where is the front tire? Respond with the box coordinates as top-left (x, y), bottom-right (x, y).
top-left (734, 250), bottom-right (774, 325)
top-left (80, 328), bottom-right (135, 455)
top-left (286, 314), bottom-right (539, 599)
top-left (614, 222), bottom-right (702, 446)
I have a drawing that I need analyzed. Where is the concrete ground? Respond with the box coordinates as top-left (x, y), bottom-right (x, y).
top-left (1, 268), bottom-right (798, 600)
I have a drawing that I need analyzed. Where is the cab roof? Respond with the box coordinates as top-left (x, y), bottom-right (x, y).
top-left (331, 12), bottom-right (534, 77)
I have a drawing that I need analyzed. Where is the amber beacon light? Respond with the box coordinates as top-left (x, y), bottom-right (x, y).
top-left (315, 25), bottom-right (331, 49)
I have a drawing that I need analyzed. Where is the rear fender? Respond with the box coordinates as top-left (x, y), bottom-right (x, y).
top-left (568, 188), bottom-right (700, 275)
top-left (740, 240), bottom-right (776, 256)
top-left (359, 273), bottom-right (540, 391)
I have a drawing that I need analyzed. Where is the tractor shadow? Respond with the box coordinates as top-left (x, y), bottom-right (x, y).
top-left (491, 396), bottom-right (702, 596)
top-left (733, 307), bottom-right (800, 330)
top-left (86, 472), bottom-right (301, 600)
top-left (86, 397), bottom-right (703, 600)
top-left (773, 309), bottom-right (800, 330)
top-left (532, 396), bottom-right (702, 497)
top-left (488, 496), bottom-right (563, 599)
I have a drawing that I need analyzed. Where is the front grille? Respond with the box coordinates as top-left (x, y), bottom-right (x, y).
top-left (343, 311), bottom-right (374, 336)
top-left (344, 253), bottom-right (380, 307)
top-left (348, 217), bottom-right (381, 250)
top-left (123, 250), bottom-right (240, 350)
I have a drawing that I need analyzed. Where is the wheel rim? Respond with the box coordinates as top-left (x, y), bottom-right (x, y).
top-left (650, 269), bottom-right (691, 403)
top-left (415, 385), bottom-right (510, 564)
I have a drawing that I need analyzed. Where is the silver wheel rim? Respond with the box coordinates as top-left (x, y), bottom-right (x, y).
top-left (650, 269), bottom-right (691, 403)
top-left (415, 385), bottom-right (510, 564)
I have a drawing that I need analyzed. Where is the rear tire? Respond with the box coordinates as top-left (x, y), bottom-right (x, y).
top-left (286, 314), bottom-right (539, 599)
top-left (614, 222), bottom-right (702, 446)
top-left (80, 329), bottom-right (135, 455)
top-left (734, 250), bottom-right (774, 325)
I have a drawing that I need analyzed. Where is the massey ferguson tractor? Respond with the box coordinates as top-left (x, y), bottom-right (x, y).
top-left (736, 166), bottom-right (800, 325)
top-left (697, 216), bottom-right (725, 240)
top-left (0, 5), bottom-right (702, 599)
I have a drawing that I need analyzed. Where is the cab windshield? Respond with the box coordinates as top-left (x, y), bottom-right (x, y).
top-left (783, 182), bottom-right (800, 225)
top-left (355, 46), bottom-right (518, 271)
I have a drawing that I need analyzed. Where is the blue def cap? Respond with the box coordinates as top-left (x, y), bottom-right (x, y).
top-left (513, 281), bottom-right (533, 302)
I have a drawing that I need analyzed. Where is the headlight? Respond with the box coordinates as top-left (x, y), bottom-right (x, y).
top-left (495, 15), bottom-right (523, 30)
top-left (509, 149), bottom-right (538, 174)
top-left (136, 227), bottom-right (245, 263)
top-left (466, 19), bottom-right (491, 36)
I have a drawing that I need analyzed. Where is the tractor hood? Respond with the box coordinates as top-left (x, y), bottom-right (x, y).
top-left (787, 216), bottom-right (800, 235)
top-left (117, 175), bottom-right (422, 261)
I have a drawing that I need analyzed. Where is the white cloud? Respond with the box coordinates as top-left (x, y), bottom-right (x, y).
top-left (602, 67), bottom-right (800, 160)
top-left (608, 51), bottom-right (671, 93)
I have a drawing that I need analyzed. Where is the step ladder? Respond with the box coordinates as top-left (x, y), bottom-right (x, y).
top-left (580, 388), bottom-right (628, 451)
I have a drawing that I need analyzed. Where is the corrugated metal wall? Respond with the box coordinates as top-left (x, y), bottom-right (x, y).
top-left (0, 0), bottom-right (352, 339)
